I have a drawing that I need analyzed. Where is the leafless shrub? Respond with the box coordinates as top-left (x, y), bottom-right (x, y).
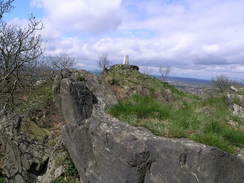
top-left (98, 54), bottom-right (110, 71)
top-left (159, 66), bottom-right (170, 81)
top-left (211, 75), bottom-right (233, 94)
top-left (50, 55), bottom-right (75, 71)
top-left (0, 16), bottom-right (43, 111)
top-left (0, 0), bottom-right (14, 19)
top-left (25, 56), bottom-right (55, 82)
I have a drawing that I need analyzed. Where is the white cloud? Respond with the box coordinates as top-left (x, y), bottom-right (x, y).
top-left (31, 0), bottom-right (43, 8)
top-left (29, 0), bottom-right (244, 80)
top-left (34, 0), bottom-right (122, 34)
top-left (7, 18), bottom-right (28, 27)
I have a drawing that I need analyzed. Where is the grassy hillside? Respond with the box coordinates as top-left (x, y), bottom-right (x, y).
top-left (105, 65), bottom-right (244, 154)
top-left (101, 64), bottom-right (188, 102)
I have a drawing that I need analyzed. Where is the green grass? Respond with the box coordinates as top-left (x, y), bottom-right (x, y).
top-left (21, 120), bottom-right (50, 141)
top-left (109, 95), bottom-right (244, 153)
top-left (231, 115), bottom-right (244, 126)
top-left (15, 80), bottom-right (53, 113)
top-left (109, 95), bottom-right (171, 120)
top-left (54, 150), bottom-right (79, 182)
top-left (14, 81), bottom-right (54, 140)
top-left (51, 177), bottom-right (77, 183)
top-left (191, 133), bottom-right (235, 153)
top-left (0, 178), bottom-right (6, 183)
top-left (237, 90), bottom-right (244, 96)
top-left (102, 65), bottom-right (184, 101)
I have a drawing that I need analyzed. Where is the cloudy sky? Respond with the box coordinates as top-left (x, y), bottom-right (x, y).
top-left (4, 0), bottom-right (244, 80)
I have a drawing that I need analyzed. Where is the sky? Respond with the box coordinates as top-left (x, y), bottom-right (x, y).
top-left (4, 0), bottom-right (244, 80)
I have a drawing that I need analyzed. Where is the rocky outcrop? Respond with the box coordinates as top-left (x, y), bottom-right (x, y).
top-left (226, 93), bottom-right (244, 117)
top-left (101, 64), bottom-right (179, 101)
top-left (53, 69), bottom-right (117, 112)
top-left (0, 114), bottom-right (49, 182)
top-left (55, 71), bottom-right (244, 183)
top-left (233, 104), bottom-right (244, 117)
top-left (109, 64), bottom-right (139, 71)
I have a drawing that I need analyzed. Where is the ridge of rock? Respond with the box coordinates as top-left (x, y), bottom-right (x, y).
top-left (55, 70), bottom-right (244, 183)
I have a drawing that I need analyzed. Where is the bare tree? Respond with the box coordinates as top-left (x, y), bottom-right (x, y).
top-left (211, 75), bottom-right (233, 94)
top-left (98, 54), bottom-right (110, 71)
top-left (0, 0), bottom-right (14, 19)
top-left (50, 55), bottom-right (75, 71)
top-left (0, 16), bottom-right (43, 111)
top-left (24, 56), bottom-right (54, 83)
top-left (159, 66), bottom-right (171, 81)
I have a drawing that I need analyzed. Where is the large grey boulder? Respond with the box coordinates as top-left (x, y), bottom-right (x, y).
top-left (233, 104), bottom-right (244, 117)
top-left (56, 72), bottom-right (244, 183)
top-left (63, 119), bottom-right (244, 183)
top-left (53, 69), bottom-right (117, 112)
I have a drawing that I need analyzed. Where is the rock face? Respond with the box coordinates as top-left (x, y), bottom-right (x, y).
top-left (53, 69), bottom-right (117, 112)
top-left (0, 114), bottom-right (49, 182)
top-left (55, 71), bottom-right (244, 183)
top-left (233, 104), bottom-right (244, 117)
top-left (226, 93), bottom-right (244, 117)
top-left (109, 64), bottom-right (139, 72)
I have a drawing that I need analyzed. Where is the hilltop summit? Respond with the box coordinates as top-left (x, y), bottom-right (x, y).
top-left (101, 64), bottom-right (181, 101)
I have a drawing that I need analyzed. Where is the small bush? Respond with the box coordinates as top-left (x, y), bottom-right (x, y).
top-left (211, 75), bottom-right (233, 94)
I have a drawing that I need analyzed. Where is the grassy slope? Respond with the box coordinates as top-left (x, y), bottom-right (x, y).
top-left (106, 66), bottom-right (244, 154)
top-left (101, 65), bottom-right (184, 101)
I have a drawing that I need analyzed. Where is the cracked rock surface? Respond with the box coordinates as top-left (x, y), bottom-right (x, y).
top-left (0, 115), bottom-right (49, 183)
top-left (55, 71), bottom-right (244, 183)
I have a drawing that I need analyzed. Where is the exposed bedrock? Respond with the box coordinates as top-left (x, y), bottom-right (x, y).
top-left (55, 70), bottom-right (244, 183)
top-left (0, 115), bottom-right (49, 183)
